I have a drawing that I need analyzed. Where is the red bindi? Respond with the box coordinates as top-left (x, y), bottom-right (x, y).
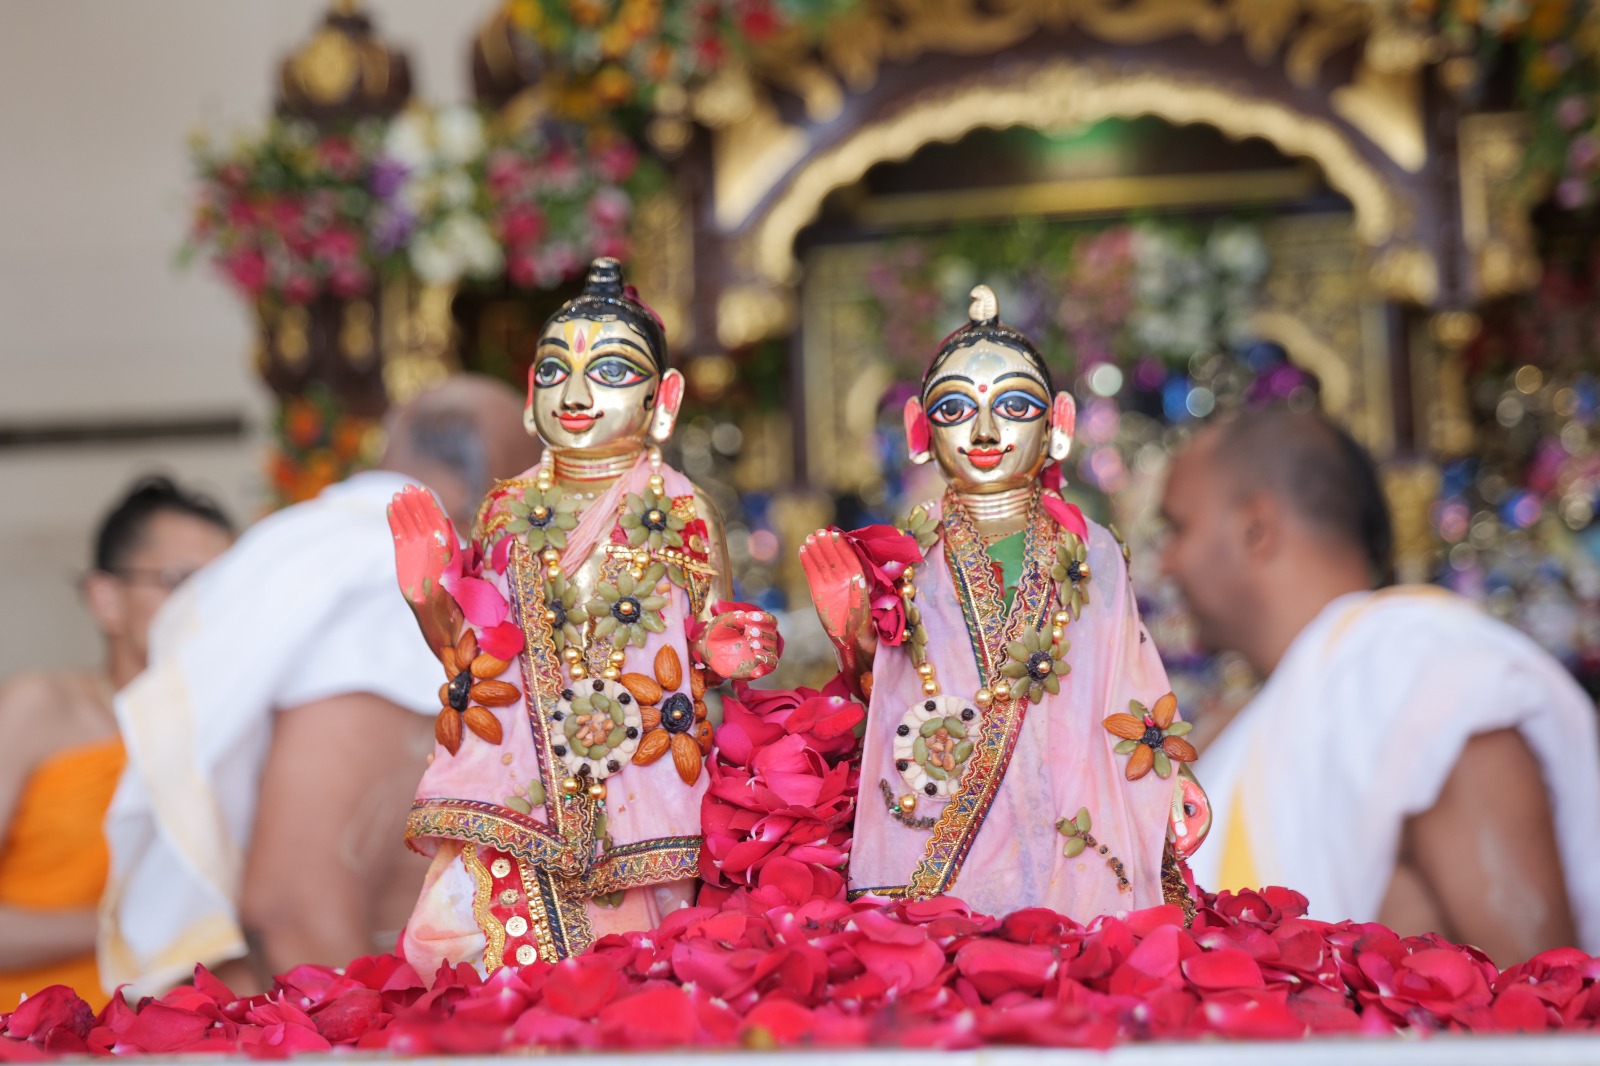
top-left (978, 384), bottom-right (988, 393)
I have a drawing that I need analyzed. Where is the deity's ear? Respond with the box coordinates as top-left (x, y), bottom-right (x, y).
top-left (1048, 392), bottom-right (1077, 462)
top-left (648, 368), bottom-right (685, 443)
top-left (904, 396), bottom-right (932, 465)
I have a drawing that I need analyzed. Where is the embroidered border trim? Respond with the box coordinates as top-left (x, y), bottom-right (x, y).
top-left (585, 837), bottom-right (702, 896)
top-left (407, 799), bottom-right (582, 877)
top-left (903, 498), bottom-right (1059, 898)
top-left (462, 844), bottom-right (506, 971)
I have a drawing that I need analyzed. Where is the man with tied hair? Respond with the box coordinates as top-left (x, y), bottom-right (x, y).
top-left (0, 477), bottom-right (233, 1009)
top-left (100, 376), bottom-right (539, 996)
top-left (1161, 405), bottom-right (1600, 962)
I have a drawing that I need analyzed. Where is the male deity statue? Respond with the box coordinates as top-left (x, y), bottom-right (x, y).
top-left (801, 286), bottom-right (1208, 919)
top-left (389, 259), bottom-right (778, 978)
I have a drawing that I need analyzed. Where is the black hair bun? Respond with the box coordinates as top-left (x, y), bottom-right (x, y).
top-left (583, 257), bottom-right (626, 298)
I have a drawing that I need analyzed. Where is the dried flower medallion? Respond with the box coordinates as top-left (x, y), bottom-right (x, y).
top-left (504, 485), bottom-right (579, 552)
top-left (1050, 532), bottom-right (1091, 620)
top-left (587, 564), bottom-right (668, 649)
top-left (1103, 692), bottom-right (1197, 780)
top-left (893, 695), bottom-right (980, 799)
top-left (620, 487), bottom-right (685, 552)
top-left (999, 626), bottom-right (1071, 703)
top-left (550, 677), bottom-right (642, 780)
top-left (435, 628), bottom-right (517, 756)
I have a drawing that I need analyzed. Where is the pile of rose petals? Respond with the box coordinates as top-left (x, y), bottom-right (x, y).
top-left (7, 686), bottom-right (1598, 1058)
top-left (5, 892), bottom-right (1598, 1058)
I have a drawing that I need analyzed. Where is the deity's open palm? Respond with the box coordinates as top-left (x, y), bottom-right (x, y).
top-left (388, 485), bottom-right (463, 657)
top-left (799, 529), bottom-right (871, 673)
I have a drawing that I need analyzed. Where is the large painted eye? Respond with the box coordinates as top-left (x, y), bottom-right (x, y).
top-left (585, 356), bottom-right (649, 388)
top-left (993, 390), bottom-right (1046, 422)
top-left (927, 394), bottom-right (977, 426)
top-left (533, 356), bottom-right (570, 388)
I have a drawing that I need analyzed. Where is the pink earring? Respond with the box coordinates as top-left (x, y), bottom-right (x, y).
top-left (1048, 393), bottom-right (1076, 462)
top-left (904, 397), bottom-right (932, 465)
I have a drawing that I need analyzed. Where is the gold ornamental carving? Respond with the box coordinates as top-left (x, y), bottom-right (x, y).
top-left (1458, 112), bottom-right (1542, 301)
top-left (382, 278), bottom-right (457, 404)
top-left (629, 191), bottom-right (696, 348)
top-left (740, 58), bottom-right (1402, 288)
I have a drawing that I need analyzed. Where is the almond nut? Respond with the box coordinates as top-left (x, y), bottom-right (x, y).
top-left (670, 732), bottom-right (702, 784)
top-left (619, 671), bottom-right (663, 706)
top-left (471, 653), bottom-right (511, 679)
top-left (633, 729), bottom-right (670, 766)
top-left (435, 709), bottom-right (462, 755)
top-left (640, 704), bottom-right (662, 731)
top-left (655, 645), bottom-right (683, 691)
top-left (463, 705), bottom-right (503, 744)
top-left (470, 680), bottom-right (521, 707)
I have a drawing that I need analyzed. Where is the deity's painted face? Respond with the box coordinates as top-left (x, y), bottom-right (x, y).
top-left (923, 339), bottom-right (1053, 492)
top-left (527, 316), bottom-right (660, 454)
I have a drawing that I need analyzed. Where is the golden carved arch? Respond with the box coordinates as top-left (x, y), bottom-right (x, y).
top-left (739, 58), bottom-right (1403, 290)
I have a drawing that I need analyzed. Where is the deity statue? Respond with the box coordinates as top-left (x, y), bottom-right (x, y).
top-left (389, 258), bottom-right (779, 977)
top-left (801, 286), bottom-right (1209, 920)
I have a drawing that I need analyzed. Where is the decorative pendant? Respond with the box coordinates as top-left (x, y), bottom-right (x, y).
top-left (892, 694), bottom-right (981, 799)
top-left (550, 677), bottom-right (643, 780)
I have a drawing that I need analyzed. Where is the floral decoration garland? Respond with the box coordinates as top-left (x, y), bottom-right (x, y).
top-left (267, 386), bottom-right (381, 507)
top-left (504, 0), bottom-right (857, 114)
top-left (187, 108), bottom-right (662, 305)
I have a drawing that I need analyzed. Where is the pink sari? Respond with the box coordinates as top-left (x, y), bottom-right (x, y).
top-left (404, 454), bottom-right (708, 978)
top-left (849, 501), bottom-right (1177, 920)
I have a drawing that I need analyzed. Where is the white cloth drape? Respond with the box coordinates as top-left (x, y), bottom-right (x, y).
top-left (1188, 588), bottom-right (1600, 954)
top-left (98, 471), bottom-right (441, 996)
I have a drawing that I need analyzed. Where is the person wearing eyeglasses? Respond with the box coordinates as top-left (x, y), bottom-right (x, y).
top-left (0, 477), bottom-right (233, 1010)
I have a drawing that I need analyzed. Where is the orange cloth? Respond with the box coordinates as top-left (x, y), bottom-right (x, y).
top-left (0, 737), bottom-right (125, 1011)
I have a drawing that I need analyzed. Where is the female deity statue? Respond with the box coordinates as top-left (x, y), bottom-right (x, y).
top-left (801, 286), bottom-right (1209, 920)
top-left (389, 258), bottom-right (778, 978)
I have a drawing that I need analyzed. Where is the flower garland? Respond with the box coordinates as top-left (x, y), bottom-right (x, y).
top-left (188, 109), bottom-right (663, 304)
top-left (504, 0), bottom-right (857, 114)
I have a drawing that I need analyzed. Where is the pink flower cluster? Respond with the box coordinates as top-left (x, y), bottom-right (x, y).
top-left (192, 130), bottom-right (381, 304)
top-left (698, 680), bottom-right (864, 909)
top-left (8, 889), bottom-right (1600, 1058)
top-left (487, 134), bottom-right (640, 290)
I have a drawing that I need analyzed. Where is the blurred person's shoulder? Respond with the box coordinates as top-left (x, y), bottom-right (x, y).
top-left (0, 670), bottom-right (112, 767)
top-left (1329, 585), bottom-right (1586, 705)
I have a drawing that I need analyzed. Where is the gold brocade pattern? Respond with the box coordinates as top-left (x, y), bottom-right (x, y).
top-left (462, 844), bottom-right (506, 971)
top-left (1162, 846), bottom-right (1199, 927)
top-left (902, 499), bottom-right (1060, 898)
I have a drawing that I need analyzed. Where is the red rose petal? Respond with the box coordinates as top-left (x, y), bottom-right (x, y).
top-left (1182, 948), bottom-right (1266, 990)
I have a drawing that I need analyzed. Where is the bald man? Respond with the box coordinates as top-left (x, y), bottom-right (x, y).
top-left (101, 376), bottom-right (539, 996)
top-left (1160, 406), bottom-right (1600, 963)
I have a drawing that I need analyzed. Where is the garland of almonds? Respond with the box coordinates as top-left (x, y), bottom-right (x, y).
top-left (618, 643), bottom-right (713, 785)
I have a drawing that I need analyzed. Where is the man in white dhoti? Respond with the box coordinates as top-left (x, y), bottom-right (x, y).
top-left (1161, 406), bottom-right (1600, 963)
top-left (100, 376), bottom-right (538, 996)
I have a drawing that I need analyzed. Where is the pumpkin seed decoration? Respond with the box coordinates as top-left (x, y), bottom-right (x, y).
top-left (588, 564), bottom-right (669, 649)
top-left (999, 625), bottom-right (1072, 704)
top-left (1050, 532), bottom-right (1091, 620)
top-left (503, 777), bottom-right (547, 815)
top-left (620, 487), bottom-right (686, 552)
top-left (892, 694), bottom-right (981, 799)
top-left (543, 572), bottom-right (591, 652)
top-left (898, 503), bottom-right (940, 552)
top-left (504, 485), bottom-right (580, 553)
top-left (1055, 807), bottom-right (1094, 857)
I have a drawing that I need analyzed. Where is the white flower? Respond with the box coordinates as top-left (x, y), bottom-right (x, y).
top-left (442, 213), bottom-right (503, 279)
top-left (384, 111), bottom-right (432, 171)
top-left (434, 107), bottom-right (485, 167)
top-left (1206, 224), bottom-right (1268, 281)
top-left (438, 170), bottom-right (474, 208)
top-left (410, 232), bottom-right (462, 285)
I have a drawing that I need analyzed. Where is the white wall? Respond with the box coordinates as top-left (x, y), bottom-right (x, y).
top-left (0, 0), bottom-right (495, 673)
